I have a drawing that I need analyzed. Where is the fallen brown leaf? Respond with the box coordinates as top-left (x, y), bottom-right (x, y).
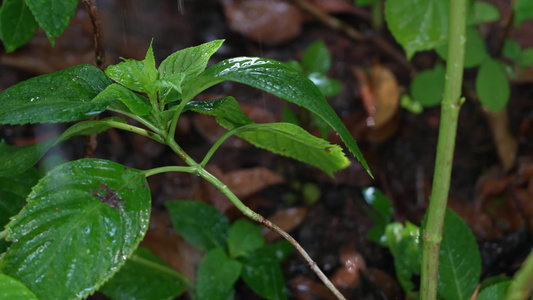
top-left (262, 207), bottom-right (308, 242)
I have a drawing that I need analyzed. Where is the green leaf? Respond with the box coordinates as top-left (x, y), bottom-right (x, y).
top-left (410, 64), bottom-right (445, 107)
top-left (187, 98), bottom-right (350, 177)
top-left (0, 117), bottom-right (126, 176)
top-left (182, 57), bottom-right (372, 177)
top-left (503, 40), bottom-right (522, 61)
top-left (468, 1), bottom-right (500, 25)
top-left (106, 59), bottom-right (146, 93)
top-left (142, 41), bottom-right (158, 84)
top-left (476, 280), bottom-right (512, 300)
top-left (301, 40), bottom-right (331, 75)
top-left (165, 200), bottom-right (230, 251)
top-left (0, 158), bottom-right (151, 300)
top-left (0, 0), bottom-right (39, 52)
top-left (241, 246), bottom-right (289, 300)
top-left (437, 209), bottom-right (481, 300)
top-left (385, 222), bottom-right (421, 293)
top-left (514, 0), bottom-right (533, 26)
top-left (400, 94), bottom-right (424, 114)
top-left (385, 0), bottom-right (449, 59)
top-left (519, 48), bottom-right (533, 68)
top-left (93, 83), bottom-right (152, 116)
top-left (99, 247), bottom-right (186, 300)
top-left (227, 219), bottom-right (265, 258)
top-left (159, 39), bottom-right (224, 79)
top-left (308, 73), bottom-right (342, 98)
top-left (24, 0), bottom-right (77, 44)
top-left (0, 64), bottom-right (113, 125)
top-left (355, 0), bottom-right (379, 6)
top-left (0, 167), bottom-right (41, 228)
top-left (362, 187), bottom-right (393, 224)
top-left (0, 273), bottom-right (39, 300)
top-left (436, 27), bottom-right (488, 68)
top-left (476, 59), bottom-right (510, 112)
top-left (196, 248), bottom-right (242, 300)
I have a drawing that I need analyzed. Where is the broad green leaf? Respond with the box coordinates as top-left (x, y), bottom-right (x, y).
top-left (99, 247), bottom-right (186, 300)
top-left (187, 98), bottom-right (350, 177)
top-left (503, 40), bottom-right (522, 61)
top-left (159, 39), bottom-right (224, 79)
top-left (468, 1), bottom-right (500, 25)
top-left (0, 158), bottom-right (151, 300)
top-left (196, 248), bottom-right (242, 300)
top-left (182, 57), bottom-right (372, 177)
top-left (385, 0), bottom-right (449, 59)
top-left (479, 276), bottom-right (511, 292)
top-left (476, 281), bottom-right (511, 300)
top-left (514, 0), bottom-right (533, 26)
top-left (476, 59), bottom-right (510, 112)
top-left (519, 48), bottom-right (533, 68)
top-left (436, 27), bottom-right (488, 68)
top-left (227, 219), bottom-right (265, 258)
top-left (0, 0), bottom-right (38, 52)
top-left (24, 0), bottom-right (77, 44)
top-left (385, 222), bottom-right (421, 293)
top-left (437, 209), bottom-right (481, 300)
top-left (0, 64), bottom-right (113, 125)
top-left (241, 246), bottom-right (288, 300)
top-left (0, 273), bottom-right (38, 300)
top-left (302, 40), bottom-right (331, 75)
top-left (410, 64), bottom-right (445, 107)
top-left (165, 200), bottom-right (230, 251)
top-left (106, 59), bottom-right (146, 93)
top-left (0, 117), bottom-right (126, 176)
top-left (308, 73), bottom-right (342, 98)
top-left (93, 83), bottom-right (151, 116)
top-left (0, 167), bottom-right (41, 230)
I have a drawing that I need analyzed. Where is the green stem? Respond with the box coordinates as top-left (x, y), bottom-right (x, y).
top-left (108, 107), bottom-right (166, 137)
top-left (167, 99), bottom-right (190, 143)
top-left (505, 250), bottom-right (533, 300)
top-left (143, 166), bottom-right (197, 177)
top-left (129, 253), bottom-right (194, 289)
top-left (101, 120), bottom-right (165, 144)
top-left (420, 0), bottom-right (467, 299)
top-left (0, 230), bottom-right (7, 240)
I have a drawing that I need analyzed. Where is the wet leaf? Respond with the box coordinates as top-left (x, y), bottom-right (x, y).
top-left (437, 209), bottom-right (481, 300)
top-left (385, 0), bottom-right (449, 59)
top-left (330, 247), bottom-right (366, 289)
top-left (106, 59), bottom-right (146, 93)
top-left (183, 57), bottom-right (372, 177)
top-left (24, 0), bottom-right (77, 44)
top-left (159, 40), bottom-right (224, 79)
top-left (362, 187), bottom-right (393, 245)
top-left (0, 273), bottom-right (38, 300)
top-left (196, 248), bottom-right (241, 300)
top-left (0, 64), bottom-right (113, 125)
top-left (0, 0), bottom-right (39, 52)
top-left (0, 159), bottom-right (151, 300)
top-left (385, 222), bottom-right (420, 293)
top-left (227, 219), bottom-right (265, 258)
top-left (0, 167), bottom-right (41, 229)
top-left (411, 64), bottom-right (445, 107)
top-left (165, 200), bottom-right (230, 251)
top-left (94, 83), bottom-right (151, 116)
top-left (476, 59), bottom-right (510, 112)
top-left (99, 247), bottom-right (186, 300)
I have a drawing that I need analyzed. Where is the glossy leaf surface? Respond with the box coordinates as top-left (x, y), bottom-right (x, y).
top-left (106, 59), bottom-right (146, 93)
top-left (0, 159), bottom-right (151, 300)
top-left (385, 222), bottom-right (420, 293)
top-left (24, 0), bottom-right (77, 43)
top-left (0, 64), bottom-right (112, 125)
top-left (0, 0), bottom-right (38, 52)
top-left (362, 187), bottom-right (393, 245)
top-left (93, 83), bottom-right (151, 116)
top-left (99, 247), bottom-right (186, 300)
top-left (196, 248), bottom-right (242, 300)
top-left (437, 209), bottom-right (481, 300)
top-left (182, 57), bottom-right (371, 176)
top-left (227, 219), bottom-right (265, 258)
top-left (159, 40), bottom-right (224, 78)
top-left (0, 273), bottom-right (38, 300)
top-left (165, 200), bottom-right (230, 251)
top-left (385, 0), bottom-right (449, 59)
top-left (476, 59), bottom-right (510, 112)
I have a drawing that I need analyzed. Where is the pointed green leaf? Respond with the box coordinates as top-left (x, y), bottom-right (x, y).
top-left (468, 1), bottom-right (500, 25)
top-left (0, 158), bottom-right (151, 300)
top-left (476, 59), bottom-right (510, 112)
top-left (0, 117), bottom-right (126, 176)
top-left (0, 64), bottom-right (113, 125)
top-left (99, 247), bottom-right (186, 300)
top-left (302, 40), bottom-right (331, 75)
top-left (308, 73), bottom-right (342, 98)
top-left (165, 200), bottom-right (230, 251)
top-left (0, 0), bottom-right (39, 52)
top-left (241, 245), bottom-right (289, 300)
top-left (106, 59), bottom-right (146, 93)
top-left (437, 209), bottom-right (481, 300)
top-left (410, 64), bottom-right (446, 107)
top-left (182, 57), bottom-right (370, 176)
top-left (385, 0), bottom-right (449, 59)
top-left (93, 83), bottom-right (151, 116)
top-left (0, 273), bottom-right (38, 300)
top-left (227, 219), bottom-right (265, 258)
top-left (159, 40), bottom-right (224, 78)
top-left (143, 41), bottom-right (158, 84)
top-left (24, 0), bottom-right (77, 44)
top-left (196, 248), bottom-right (242, 300)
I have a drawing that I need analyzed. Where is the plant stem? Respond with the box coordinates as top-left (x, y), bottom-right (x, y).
top-left (420, 0), bottom-right (467, 299)
top-left (129, 253), bottom-right (194, 289)
top-left (101, 120), bottom-right (165, 144)
top-left (143, 166), bottom-right (196, 177)
top-left (505, 250), bottom-right (533, 300)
